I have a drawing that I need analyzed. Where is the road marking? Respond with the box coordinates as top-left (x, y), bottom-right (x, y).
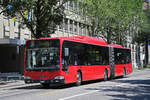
top-left (84, 83), bottom-right (99, 88)
top-left (0, 83), bottom-right (25, 88)
top-left (0, 89), bottom-right (38, 98)
top-left (0, 90), bottom-right (8, 93)
top-left (115, 83), bottom-right (127, 87)
top-left (0, 83), bottom-right (39, 90)
top-left (36, 90), bottom-right (64, 96)
top-left (59, 90), bottom-right (99, 100)
top-left (59, 83), bottom-right (128, 100)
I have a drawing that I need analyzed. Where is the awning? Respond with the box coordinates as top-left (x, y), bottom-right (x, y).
top-left (0, 38), bottom-right (25, 46)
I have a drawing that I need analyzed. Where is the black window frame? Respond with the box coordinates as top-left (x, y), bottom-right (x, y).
top-left (62, 40), bottom-right (109, 67)
top-left (114, 48), bottom-right (131, 64)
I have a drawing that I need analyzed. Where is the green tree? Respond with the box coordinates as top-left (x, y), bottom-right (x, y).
top-left (78, 0), bottom-right (144, 45)
top-left (134, 6), bottom-right (150, 65)
top-left (0, 0), bottom-right (71, 38)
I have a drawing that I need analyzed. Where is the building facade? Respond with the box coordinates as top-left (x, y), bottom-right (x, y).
top-left (0, 0), bottom-right (148, 74)
top-left (149, 42), bottom-right (150, 64)
top-left (52, 1), bottom-right (89, 37)
top-left (0, 12), bottom-right (31, 74)
top-left (0, 0), bottom-right (90, 74)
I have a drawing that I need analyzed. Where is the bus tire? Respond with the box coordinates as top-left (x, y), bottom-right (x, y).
top-left (24, 80), bottom-right (29, 84)
top-left (41, 83), bottom-right (50, 88)
top-left (104, 69), bottom-right (108, 81)
top-left (123, 68), bottom-right (126, 78)
top-left (75, 71), bottom-right (82, 86)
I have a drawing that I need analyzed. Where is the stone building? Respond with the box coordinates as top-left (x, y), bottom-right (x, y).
top-left (0, 12), bottom-right (31, 74)
top-left (52, 1), bottom-right (89, 37)
top-left (0, 0), bottom-right (148, 74)
top-left (149, 43), bottom-right (150, 64)
top-left (0, 1), bottom-right (89, 74)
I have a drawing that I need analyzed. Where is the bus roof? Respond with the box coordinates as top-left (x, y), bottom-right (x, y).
top-left (108, 44), bottom-right (123, 48)
top-left (26, 36), bottom-right (107, 46)
top-left (26, 36), bottom-right (130, 49)
top-left (60, 36), bottom-right (107, 46)
top-left (108, 44), bottom-right (131, 50)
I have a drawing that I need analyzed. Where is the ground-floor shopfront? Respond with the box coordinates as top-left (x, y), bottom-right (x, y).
top-left (0, 39), bottom-right (24, 74)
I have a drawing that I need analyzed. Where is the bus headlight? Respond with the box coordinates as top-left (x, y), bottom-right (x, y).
top-left (24, 76), bottom-right (31, 80)
top-left (54, 76), bottom-right (64, 80)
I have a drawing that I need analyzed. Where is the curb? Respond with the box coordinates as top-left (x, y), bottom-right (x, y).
top-left (0, 80), bottom-right (25, 88)
top-left (0, 81), bottom-right (6, 85)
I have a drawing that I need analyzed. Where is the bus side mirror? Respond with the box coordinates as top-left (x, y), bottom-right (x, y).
top-left (65, 48), bottom-right (69, 57)
top-left (62, 57), bottom-right (69, 71)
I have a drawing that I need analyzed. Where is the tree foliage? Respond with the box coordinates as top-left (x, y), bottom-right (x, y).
top-left (0, 0), bottom-right (71, 38)
top-left (135, 6), bottom-right (150, 43)
top-left (78, 0), bottom-right (144, 45)
top-left (134, 5), bottom-right (150, 65)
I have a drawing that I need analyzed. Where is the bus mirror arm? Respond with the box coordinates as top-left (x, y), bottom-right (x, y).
top-left (62, 65), bottom-right (68, 71)
top-left (64, 66), bottom-right (68, 71)
top-left (62, 60), bottom-right (69, 71)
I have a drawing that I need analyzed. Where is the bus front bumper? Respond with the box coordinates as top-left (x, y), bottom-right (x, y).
top-left (24, 79), bottom-right (65, 85)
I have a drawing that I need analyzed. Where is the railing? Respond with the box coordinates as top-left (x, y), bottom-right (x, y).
top-left (0, 72), bottom-right (23, 82)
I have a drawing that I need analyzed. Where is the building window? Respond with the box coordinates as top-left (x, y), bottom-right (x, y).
top-left (86, 26), bottom-right (89, 35)
top-left (78, 3), bottom-right (83, 15)
top-left (79, 23), bottom-right (82, 35)
top-left (64, 1), bottom-right (69, 9)
top-left (70, 20), bottom-right (73, 32)
top-left (0, 0), bottom-right (3, 4)
top-left (59, 23), bottom-right (63, 30)
top-left (64, 19), bottom-right (68, 32)
top-left (74, 21), bottom-right (77, 33)
top-left (74, 2), bottom-right (78, 12)
top-left (69, 0), bottom-right (73, 10)
top-left (82, 24), bottom-right (86, 35)
top-left (14, 32), bottom-right (19, 39)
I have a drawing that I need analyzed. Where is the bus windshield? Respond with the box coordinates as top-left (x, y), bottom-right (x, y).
top-left (26, 39), bottom-right (60, 71)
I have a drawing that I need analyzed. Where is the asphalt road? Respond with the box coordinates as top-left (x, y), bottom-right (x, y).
top-left (0, 69), bottom-right (150, 100)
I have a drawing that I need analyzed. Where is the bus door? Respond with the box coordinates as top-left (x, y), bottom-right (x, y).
top-left (61, 48), bottom-right (77, 84)
top-left (109, 47), bottom-right (115, 78)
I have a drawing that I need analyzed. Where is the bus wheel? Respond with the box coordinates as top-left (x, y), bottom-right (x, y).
top-left (123, 68), bottom-right (126, 78)
top-left (76, 72), bottom-right (82, 86)
top-left (41, 83), bottom-right (50, 88)
top-left (104, 69), bottom-right (108, 81)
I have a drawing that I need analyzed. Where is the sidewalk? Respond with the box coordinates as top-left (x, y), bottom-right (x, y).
top-left (0, 80), bottom-right (25, 88)
top-left (0, 72), bottom-right (24, 88)
top-left (0, 68), bottom-right (149, 88)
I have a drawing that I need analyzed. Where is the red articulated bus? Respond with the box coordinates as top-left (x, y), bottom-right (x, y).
top-left (24, 36), bottom-right (132, 87)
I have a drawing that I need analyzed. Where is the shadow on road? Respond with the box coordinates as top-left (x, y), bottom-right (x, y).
top-left (10, 84), bottom-right (43, 90)
top-left (10, 77), bottom-right (124, 90)
top-left (85, 78), bottom-right (150, 100)
top-left (11, 79), bottom-right (104, 90)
